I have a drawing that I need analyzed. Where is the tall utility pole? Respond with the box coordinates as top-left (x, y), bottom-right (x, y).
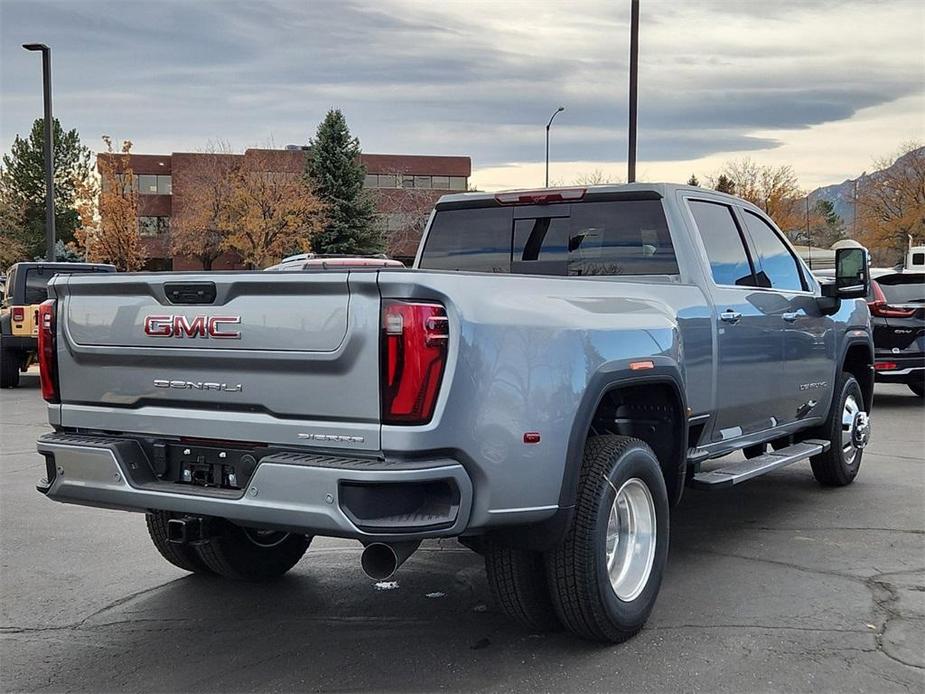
top-left (545, 106), bottom-right (565, 187)
top-left (23, 43), bottom-right (55, 261)
top-left (627, 0), bottom-right (639, 183)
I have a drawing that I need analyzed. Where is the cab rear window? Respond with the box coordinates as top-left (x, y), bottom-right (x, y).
top-left (420, 199), bottom-right (679, 276)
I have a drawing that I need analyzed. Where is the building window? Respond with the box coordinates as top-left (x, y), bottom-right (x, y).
top-left (138, 216), bottom-right (169, 237)
top-left (135, 174), bottom-right (171, 195)
top-left (100, 173), bottom-right (136, 194)
top-left (366, 173), bottom-right (467, 190)
top-left (138, 174), bottom-right (158, 194)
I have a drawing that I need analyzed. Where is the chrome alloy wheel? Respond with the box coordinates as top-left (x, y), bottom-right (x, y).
top-left (841, 394), bottom-right (870, 464)
top-left (604, 477), bottom-right (657, 602)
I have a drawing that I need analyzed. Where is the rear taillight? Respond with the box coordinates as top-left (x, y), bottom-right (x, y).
top-left (380, 301), bottom-right (448, 425)
top-left (874, 361), bottom-right (898, 371)
top-left (868, 281), bottom-right (915, 318)
top-left (37, 299), bottom-right (59, 403)
top-left (12, 307), bottom-right (24, 322)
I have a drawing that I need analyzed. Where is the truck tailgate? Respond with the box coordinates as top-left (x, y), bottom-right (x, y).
top-left (52, 272), bottom-right (381, 451)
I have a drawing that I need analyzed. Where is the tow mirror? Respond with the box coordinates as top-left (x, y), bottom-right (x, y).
top-left (821, 247), bottom-right (869, 301)
top-left (834, 247), bottom-right (869, 298)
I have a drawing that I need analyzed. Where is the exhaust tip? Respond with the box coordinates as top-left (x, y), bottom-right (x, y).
top-left (361, 543), bottom-right (398, 581)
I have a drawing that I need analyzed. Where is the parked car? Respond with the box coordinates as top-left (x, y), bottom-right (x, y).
top-left (868, 272), bottom-right (925, 396)
top-left (34, 184), bottom-right (873, 643)
top-left (0, 261), bottom-right (115, 388)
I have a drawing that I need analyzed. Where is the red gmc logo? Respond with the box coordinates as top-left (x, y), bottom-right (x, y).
top-left (144, 315), bottom-right (241, 339)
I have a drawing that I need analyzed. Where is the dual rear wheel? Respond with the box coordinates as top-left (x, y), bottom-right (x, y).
top-left (486, 374), bottom-right (870, 642)
top-left (145, 511), bottom-right (310, 581)
top-left (485, 435), bottom-right (669, 643)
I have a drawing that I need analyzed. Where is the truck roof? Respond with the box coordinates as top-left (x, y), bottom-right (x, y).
top-left (434, 182), bottom-right (745, 208)
top-left (8, 261), bottom-right (116, 272)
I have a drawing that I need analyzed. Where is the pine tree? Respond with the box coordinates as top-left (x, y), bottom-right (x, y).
top-left (305, 110), bottom-right (382, 254)
top-left (687, 173), bottom-right (700, 187)
top-left (0, 118), bottom-right (94, 260)
top-left (714, 174), bottom-right (735, 195)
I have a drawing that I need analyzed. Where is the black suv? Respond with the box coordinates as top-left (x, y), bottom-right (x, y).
top-left (869, 271), bottom-right (925, 397)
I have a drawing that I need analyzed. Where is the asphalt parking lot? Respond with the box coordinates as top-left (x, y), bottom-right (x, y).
top-left (1, 372), bottom-right (923, 693)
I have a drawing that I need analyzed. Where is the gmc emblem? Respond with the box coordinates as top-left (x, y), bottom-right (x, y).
top-left (144, 315), bottom-right (241, 339)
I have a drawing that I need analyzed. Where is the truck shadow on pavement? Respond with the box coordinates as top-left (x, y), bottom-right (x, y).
top-left (12, 461), bottom-right (922, 692)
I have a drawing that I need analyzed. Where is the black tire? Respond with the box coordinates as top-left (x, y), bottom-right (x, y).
top-left (484, 541), bottom-right (561, 632)
top-left (546, 435), bottom-right (669, 643)
top-left (909, 381), bottom-right (924, 398)
top-left (195, 520), bottom-right (310, 581)
top-left (1, 343), bottom-right (20, 388)
top-left (809, 372), bottom-right (867, 487)
top-left (145, 511), bottom-right (214, 574)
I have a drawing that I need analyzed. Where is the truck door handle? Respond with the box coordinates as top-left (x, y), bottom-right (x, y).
top-left (720, 310), bottom-right (742, 324)
top-left (782, 312), bottom-right (799, 323)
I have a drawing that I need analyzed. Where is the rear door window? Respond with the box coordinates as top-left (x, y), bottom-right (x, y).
top-left (688, 200), bottom-right (755, 287)
top-left (741, 211), bottom-right (806, 291)
top-left (420, 199), bottom-right (679, 276)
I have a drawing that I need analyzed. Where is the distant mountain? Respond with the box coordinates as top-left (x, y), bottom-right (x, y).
top-left (805, 146), bottom-right (925, 236)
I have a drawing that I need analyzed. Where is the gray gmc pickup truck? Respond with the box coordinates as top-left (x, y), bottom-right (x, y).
top-left (34, 183), bottom-right (874, 643)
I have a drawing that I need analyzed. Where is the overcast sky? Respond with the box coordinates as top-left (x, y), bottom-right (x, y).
top-left (1, 0), bottom-right (923, 190)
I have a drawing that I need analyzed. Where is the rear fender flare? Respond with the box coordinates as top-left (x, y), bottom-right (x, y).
top-left (838, 334), bottom-right (874, 410)
top-left (557, 358), bottom-right (688, 510)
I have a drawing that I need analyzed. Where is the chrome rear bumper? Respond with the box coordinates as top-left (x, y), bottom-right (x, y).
top-left (36, 433), bottom-right (472, 540)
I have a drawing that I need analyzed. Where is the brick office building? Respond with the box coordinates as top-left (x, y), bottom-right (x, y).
top-left (99, 148), bottom-right (471, 269)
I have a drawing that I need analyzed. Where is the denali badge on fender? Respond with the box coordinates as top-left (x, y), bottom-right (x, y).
top-left (144, 315), bottom-right (241, 339)
top-left (153, 379), bottom-right (243, 392)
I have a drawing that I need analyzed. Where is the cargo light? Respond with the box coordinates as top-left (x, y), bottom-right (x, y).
top-left (381, 301), bottom-right (448, 425)
top-left (37, 299), bottom-right (59, 403)
top-left (869, 281), bottom-right (915, 318)
top-left (494, 188), bottom-right (586, 206)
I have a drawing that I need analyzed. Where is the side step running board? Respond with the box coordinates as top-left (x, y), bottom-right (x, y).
top-left (691, 440), bottom-right (830, 490)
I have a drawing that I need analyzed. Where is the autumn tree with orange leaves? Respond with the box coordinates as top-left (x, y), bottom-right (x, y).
top-left (710, 159), bottom-right (804, 233)
top-left (220, 150), bottom-right (325, 268)
top-left (854, 142), bottom-right (925, 265)
top-left (76, 136), bottom-right (146, 270)
top-left (170, 144), bottom-right (239, 270)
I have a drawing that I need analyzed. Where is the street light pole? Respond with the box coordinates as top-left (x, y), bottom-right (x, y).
top-left (627, 0), bottom-right (639, 183)
top-left (23, 43), bottom-right (55, 261)
top-left (545, 106), bottom-right (565, 187)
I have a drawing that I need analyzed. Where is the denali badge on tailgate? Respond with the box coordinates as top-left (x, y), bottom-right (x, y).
top-left (144, 315), bottom-right (241, 339)
top-left (153, 379), bottom-right (243, 392)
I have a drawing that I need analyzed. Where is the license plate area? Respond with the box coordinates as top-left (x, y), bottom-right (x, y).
top-left (154, 443), bottom-right (266, 490)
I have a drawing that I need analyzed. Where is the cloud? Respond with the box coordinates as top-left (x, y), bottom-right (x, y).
top-left (1, 0), bottom-right (922, 187)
